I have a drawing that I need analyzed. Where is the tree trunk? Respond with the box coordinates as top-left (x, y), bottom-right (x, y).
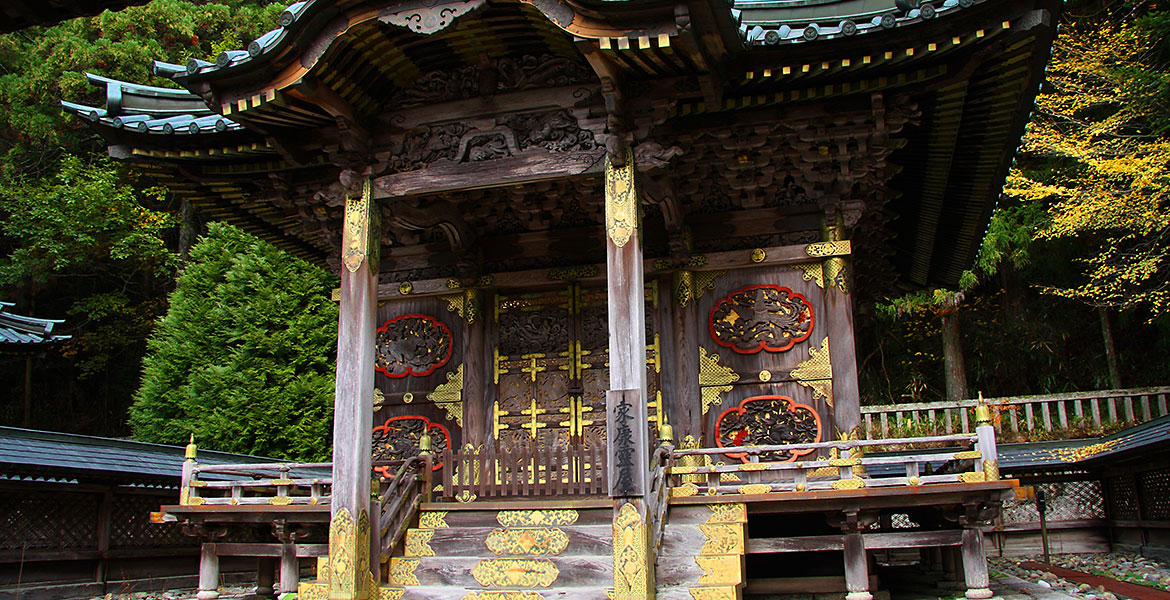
top-left (940, 309), bottom-right (969, 403)
top-left (1098, 306), bottom-right (1123, 389)
top-left (179, 198), bottom-right (199, 263)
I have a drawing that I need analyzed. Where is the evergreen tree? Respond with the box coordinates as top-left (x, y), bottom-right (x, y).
top-left (130, 223), bottom-right (337, 460)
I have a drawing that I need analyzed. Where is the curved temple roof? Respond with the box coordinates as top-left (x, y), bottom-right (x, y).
top-left (62, 0), bottom-right (1058, 290)
top-left (0, 302), bottom-right (70, 350)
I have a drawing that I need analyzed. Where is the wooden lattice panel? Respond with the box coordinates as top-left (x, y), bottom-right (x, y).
top-left (1107, 475), bottom-right (1140, 520)
top-left (109, 494), bottom-right (189, 548)
top-left (1140, 469), bottom-right (1170, 520)
top-left (0, 491), bottom-right (100, 550)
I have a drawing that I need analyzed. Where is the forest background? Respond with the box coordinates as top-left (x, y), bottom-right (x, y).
top-left (0, 0), bottom-right (1166, 460)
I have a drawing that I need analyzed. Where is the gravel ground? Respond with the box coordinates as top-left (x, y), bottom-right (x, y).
top-left (88, 586), bottom-right (264, 600)
top-left (990, 552), bottom-right (1170, 600)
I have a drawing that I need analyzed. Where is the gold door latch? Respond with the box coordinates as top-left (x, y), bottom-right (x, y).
top-left (521, 398), bottom-right (547, 439)
top-left (558, 396), bottom-right (595, 437)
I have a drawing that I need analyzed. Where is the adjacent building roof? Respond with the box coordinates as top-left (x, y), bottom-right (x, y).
top-left (1, 0), bottom-right (150, 33)
top-left (0, 426), bottom-right (324, 486)
top-left (0, 302), bottom-right (70, 351)
top-left (999, 414), bottom-right (1170, 475)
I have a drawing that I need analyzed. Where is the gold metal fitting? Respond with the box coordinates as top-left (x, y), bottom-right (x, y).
top-left (185, 434), bottom-right (197, 461)
top-left (659, 422), bottom-right (674, 445)
top-left (419, 433), bottom-right (433, 455)
top-left (975, 391), bottom-right (991, 425)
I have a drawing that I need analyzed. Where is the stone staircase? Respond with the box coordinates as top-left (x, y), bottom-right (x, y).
top-left (300, 500), bottom-right (748, 600)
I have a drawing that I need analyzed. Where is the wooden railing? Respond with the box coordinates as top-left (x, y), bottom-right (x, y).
top-left (861, 386), bottom-right (1170, 439)
top-left (181, 461), bottom-right (332, 506)
top-left (438, 442), bottom-right (607, 500)
top-left (378, 455), bottom-right (432, 560)
top-left (647, 442), bottom-right (674, 554)
top-left (669, 427), bottom-right (999, 497)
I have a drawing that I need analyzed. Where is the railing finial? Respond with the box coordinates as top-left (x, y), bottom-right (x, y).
top-left (419, 432), bottom-right (433, 455)
top-left (975, 391), bottom-right (991, 426)
top-left (185, 434), bottom-right (198, 461)
top-left (659, 416), bottom-right (674, 446)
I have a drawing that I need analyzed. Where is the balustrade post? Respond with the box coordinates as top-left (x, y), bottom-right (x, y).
top-left (197, 543), bottom-right (220, 600)
top-left (975, 402), bottom-right (999, 481)
top-left (842, 511), bottom-right (872, 600)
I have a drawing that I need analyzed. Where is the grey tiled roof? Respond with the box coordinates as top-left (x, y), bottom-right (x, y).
top-left (60, 73), bottom-right (241, 136)
top-left (0, 302), bottom-right (69, 347)
top-left (0, 426), bottom-right (304, 486)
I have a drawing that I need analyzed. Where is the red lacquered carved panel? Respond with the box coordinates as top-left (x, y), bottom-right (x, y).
top-left (708, 285), bottom-right (814, 354)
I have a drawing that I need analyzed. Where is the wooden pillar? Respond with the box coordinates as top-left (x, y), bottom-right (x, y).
top-left (280, 541), bottom-right (299, 593)
top-left (257, 557), bottom-right (277, 597)
top-left (605, 151), bottom-right (653, 600)
top-left (329, 176), bottom-right (378, 599)
top-left (197, 544), bottom-right (220, 600)
top-left (95, 489), bottom-right (113, 592)
top-left (842, 511), bottom-right (871, 600)
top-left (961, 527), bottom-right (992, 599)
top-left (463, 290), bottom-right (487, 448)
top-left (823, 221), bottom-right (860, 436)
top-left (668, 274), bottom-right (701, 440)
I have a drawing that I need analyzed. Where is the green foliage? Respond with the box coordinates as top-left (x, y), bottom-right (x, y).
top-left (130, 223), bottom-right (337, 461)
top-left (0, 155), bottom-right (173, 285)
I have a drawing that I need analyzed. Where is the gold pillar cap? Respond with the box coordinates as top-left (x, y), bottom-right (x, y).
top-left (975, 391), bottom-right (991, 425)
top-left (184, 434), bottom-right (197, 461)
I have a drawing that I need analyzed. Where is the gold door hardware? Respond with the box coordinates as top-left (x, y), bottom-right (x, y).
top-left (521, 398), bottom-right (547, 438)
top-left (492, 401), bottom-right (511, 439)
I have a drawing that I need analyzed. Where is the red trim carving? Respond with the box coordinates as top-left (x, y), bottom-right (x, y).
top-left (708, 284), bottom-right (814, 354)
top-left (374, 314), bottom-right (453, 378)
top-left (714, 395), bottom-right (822, 463)
top-left (371, 415), bottom-right (449, 474)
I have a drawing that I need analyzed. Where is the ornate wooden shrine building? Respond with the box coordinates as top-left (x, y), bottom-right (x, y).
top-left (64, 0), bottom-right (1057, 598)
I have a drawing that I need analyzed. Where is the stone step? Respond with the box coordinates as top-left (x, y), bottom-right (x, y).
top-left (417, 503), bottom-right (613, 529)
top-left (388, 556), bottom-right (613, 588)
top-left (663, 503), bottom-right (748, 525)
top-left (379, 586), bottom-right (613, 600)
top-left (404, 524), bottom-right (613, 557)
top-left (656, 554), bottom-right (745, 588)
top-left (660, 523), bottom-right (745, 557)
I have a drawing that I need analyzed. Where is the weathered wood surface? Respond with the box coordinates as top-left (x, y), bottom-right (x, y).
top-left (389, 556), bottom-right (613, 587)
top-left (962, 527), bottom-right (993, 598)
top-left (747, 530), bottom-right (963, 554)
top-left (862, 386), bottom-right (1170, 438)
top-left (413, 505), bottom-right (615, 528)
top-left (659, 523), bottom-right (744, 556)
top-left (199, 543), bottom-right (328, 557)
top-left (825, 257), bottom-right (860, 436)
top-left (654, 554), bottom-right (743, 587)
top-left (403, 525), bottom-right (613, 557)
top-left (374, 150), bottom-right (604, 198)
top-left (380, 586), bottom-right (612, 600)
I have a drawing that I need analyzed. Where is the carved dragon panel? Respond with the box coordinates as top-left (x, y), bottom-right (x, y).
top-left (715, 396), bottom-right (821, 463)
top-left (375, 314), bottom-right (453, 378)
top-left (708, 285), bottom-right (814, 354)
top-left (371, 415), bottom-right (450, 475)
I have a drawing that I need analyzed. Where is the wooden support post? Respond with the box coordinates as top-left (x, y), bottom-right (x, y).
top-left (95, 489), bottom-right (113, 592)
top-left (822, 220), bottom-right (860, 436)
top-left (280, 541), bottom-right (298, 593)
top-left (198, 544), bottom-right (220, 600)
top-left (843, 521), bottom-right (872, 600)
top-left (463, 292), bottom-right (487, 448)
top-left (667, 275), bottom-right (700, 441)
top-left (329, 176), bottom-right (378, 599)
top-left (604, 151), bottom-right (652, 600)
top-left (257, 557), bottom-right (276, 598)
top-left (961, 527), bottom-right (992, 599)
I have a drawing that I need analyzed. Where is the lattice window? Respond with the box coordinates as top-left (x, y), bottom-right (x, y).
top-left (1109, 474), bottom-right (1140, 520)
top-left (890, 513), bottom-right (920, 529)
top-left (109, 494), bottom-right (189, 548)
top-left (1139, 468), bottom-right (1170, 520)
top-left (1002, 480), bottom-right (1105, 524)
top-left (0, 491), bottom-right (100, 551)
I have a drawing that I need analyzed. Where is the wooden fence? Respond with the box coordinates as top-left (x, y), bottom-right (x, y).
top-left (439, 442), bottom-right (607, 500)
top-left (669, 429), bottom-right (998, 497)
top-left (861, 387), bottom-right (1170, 439)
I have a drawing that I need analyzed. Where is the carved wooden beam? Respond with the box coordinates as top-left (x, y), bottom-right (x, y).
top-left (372, 149), bottom-right (604, 198)
top-left (286, 75), bottom-right (371, 156)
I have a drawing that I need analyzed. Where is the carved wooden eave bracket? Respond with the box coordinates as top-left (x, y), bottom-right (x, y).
top-left (378, 0), bottom-right (486, 35)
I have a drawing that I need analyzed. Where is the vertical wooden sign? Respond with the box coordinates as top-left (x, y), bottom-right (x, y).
top-left (607, 389), bottom-right (646, 496)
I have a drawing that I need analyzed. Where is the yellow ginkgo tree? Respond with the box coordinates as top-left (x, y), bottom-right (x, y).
top-left (1006, 7), bottom-right (1170, 316)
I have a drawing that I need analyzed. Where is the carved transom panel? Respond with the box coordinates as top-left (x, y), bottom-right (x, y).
top-left (375, 314), bottom-right (453, 378)
top-left (372, 416), bottom-right (450, 475)
top-left (708, 285), bottom-right (814, 354)
top-left (715, 396), bottom-right (821, 463)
